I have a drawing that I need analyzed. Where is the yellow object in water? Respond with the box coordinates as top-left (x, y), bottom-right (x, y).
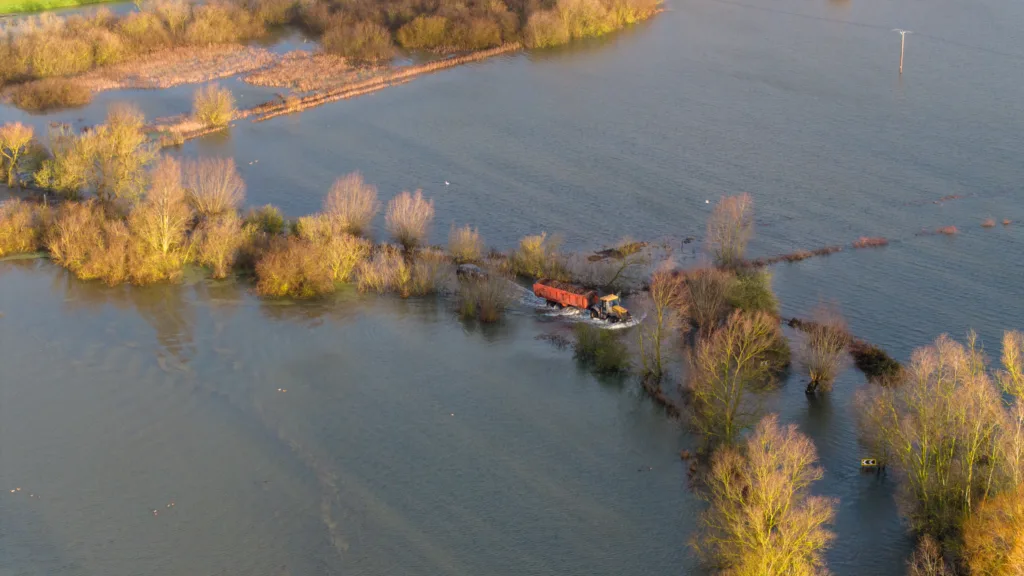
top-left (861, 458), bottom-right (879, 468)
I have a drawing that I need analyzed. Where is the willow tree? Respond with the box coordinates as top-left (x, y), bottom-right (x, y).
top-left (693, 414), bottom-right (837, 576)
top-left (638, 265), bottom-right (685, 381)
top-left (0, 122), bottom-right (34, 188)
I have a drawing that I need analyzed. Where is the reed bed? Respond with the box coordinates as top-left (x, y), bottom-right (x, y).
top-left (249, 43), bottom-right (521, 122)
top-left (852, 236), bottom-right (889, 249)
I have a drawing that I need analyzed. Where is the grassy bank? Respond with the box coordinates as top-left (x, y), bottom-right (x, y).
top-left (0, 0), bottom-right (111, 15)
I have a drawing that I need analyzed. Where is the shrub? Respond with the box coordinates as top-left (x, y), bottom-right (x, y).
top-left (320, 233), bottom-right (372, 283)
top-left (255, 236), bottom-right (334, 298)
top-left (0, 122), bottom-right (35, 187)
top-left (982, 218), bottom-right (997, 228)
top-left (396, 15), bottom-right (449, 49)
top-left (0, 200), bottom-right (48, 257)
top-left (34, 125), bottom-right (93, 199)
top-left (693, 414), bottom-right (837, 576)
top-left (726, 269), bottom-right (778, 316)
top-left (47, 201), bottom-right (130, 285)
top-left (937, 225), bottom-right (958, 235)
top-left (385, 190), bottom-right (434, 251)
top-left (92, 103), bottom-right (155, 202)
top-left (848, 340), bottom-right (903, 384)
top-left (573, 323), bottom-right (630, 373)
top-left (117, 11), bottom-right (174, 53)
top-left (192, 83), bottom-right (236, 127)
top-left (524, 10), bottom-right (569, 48)
top-left (184, 3), bottom-right (249, 46)
top-left (324, 172), bottom-right (379, 237)
top-left (357, 249), bottom-right (401, 294)
top-left (244, 204), bottom-right (285, 235)
top-left (707, 193), bottom-right (753, 268)
top-left (458, 271), bottom-right (514, 323)
top-left (194, 212), bottom-right (246, 278)
top-left (637, 265), bottom-right (684, 380)
top-left (322, 21), bottom-right (394, 64)
top-left (906, 536), bottom-right (953, 576)
top-left (448, 224), bottom-right (483, 265)
top-left (410, 248), bottom-right (452, 295)
top-left (183, 157), bottom-right (246, 218)
top-left (510, 232), bottom-right (567, 279)
top-left (962, 484), bottom-right (1024, 576)
top-left (9, 78), bottom-right (93, 112)
top-left (799, 306), bottom-right (850, 393)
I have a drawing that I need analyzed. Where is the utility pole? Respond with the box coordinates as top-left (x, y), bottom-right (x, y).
top-left (892, 29), bottom-right (912, 74)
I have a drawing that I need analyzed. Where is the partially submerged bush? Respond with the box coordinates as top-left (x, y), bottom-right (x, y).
top-left (799, 307), bottom-right (850, 393)
top-left (9, 78), bottom-right (93, 112)
top-left (0, 199), bottom-right (49, 257)
top-left (324, 172), bottom-right (379, 237)
top-left (194, 212), bottom-right (246, 278)
top-left (510, 232), bottom-right (567, 279)
top-left (448, 224), bottom-right (483, 265)
top-left (47, 201), bottom-right (130, 285)
top-left (192, 83), bottom-right (236, 127)
top-left (356, 247), bottom-right (447, 297)
top-left (981, 218), bottom-right (996, 228)
top-left (0, 122), bottom-right (35, 187)
top-left (681, 267), bottom-right (733, 337)
top-left (244, 204), bottom-right (285, 235)
top-left (573, 323), bottom-right (630, 373)
top-left (458, 271), bottom-right (514, 323)
top-left (385, 190), bottom-right (434, 251)
top-left (183, 157), bottom-right (245, 218)
top-left (852, 236), bottom-right (888, 249)
top-left (124, 156), bottom-right (192, 283)
top-left (396, 15), bottom-right (449, 49)
top-left (255, 236), bottom-right (334, 298)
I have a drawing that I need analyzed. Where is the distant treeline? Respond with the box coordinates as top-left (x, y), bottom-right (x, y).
top-left (0, 0), bottom-right (660, 88)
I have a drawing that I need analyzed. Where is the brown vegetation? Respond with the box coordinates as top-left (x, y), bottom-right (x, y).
top-left (573, 323), bottom-right (631, 373)
top-left (962, 483), bottom-right (1024, 576)
top-left (906, 536), bottom-right (953, 576)
top-left (448, 224), bottom-right (483, 265)
top-left (637, 264), bottom-right (684, 381)
top-left (183, 157), bottom-right (245, 218)
top-left (34, 104), bottom-right (155, 201)
top-left (693, 414), bottom-right (837, 576)
top-left (687, 311), bottom-right (784, 447)
top-left (707, 193), bottom-right (753, 268)
top-left (192, 83), bottom-right (236, 127)
top-left (799, 306), bottom-right (850, 393)
top-left (525, 0), bottom-right (661, 48)
top-left (194, 212), bottom-right (246, 278)
top-left (1003, 219), bottom-right (1012, 226)
top-left (853, 236), bottom-right (889, 249)
top-left (0, 122), bottom-right (34, 187)
top-left (0, 199), bottom-right (49, 257)
top-left (385, 190), bottom-right (434, 251)
top-left (6, 77), bottom-right (93, 111)
top-left (325, 172), bottom-right (379, 237)
top-left (322, 21), bottom-right (394, 64)
top-left (458, 271), bottom-right (514, 323)
top-left (679, 267), bottom-right (732, 337)
top-left (76, 45), bottom-right (277, 92)
top-left (982, 218), bottom-right (997, 228)
top-left (937, 225), bottom-right (958, 235)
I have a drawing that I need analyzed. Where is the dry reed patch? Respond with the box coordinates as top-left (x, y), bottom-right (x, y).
top-left (243, 51), bottom-right (374, 91)
top-left (852, 236), bottom-right (888, 249)
top-left (937, 225), bottom-right (959, 235)
top-left (981, 218), bottom-right (996, 228)
top-left (73, 45), bottom-right (277, 92)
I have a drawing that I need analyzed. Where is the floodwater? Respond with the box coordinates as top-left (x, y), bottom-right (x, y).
top-left (2, 0), bottom-right (1024, 573)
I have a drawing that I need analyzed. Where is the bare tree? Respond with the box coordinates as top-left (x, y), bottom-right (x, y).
top-left (857, 334), bottom-right (1006, 537)
top-left (0, 122), bottom-right (34, 188)
top-left (183, 157), bottom-right (246, 218)
top-left (799, 305), bottom-right (851, 393)
top-left (998, 330), bottom-right (1024, 398)
top-left (681, 266), bottom-right (733, 338)
top-left (906, 536), bottom-right (953, 576)
top-left (638, 263), bottom-right (685, 381)
top-left (707, 193), bottom-right (753, 268)
top-left (693, 414), bottom-right (837, 576)
top-left (325, 172), bottom-right (380, 237)
top-left (386, 189), bottom-right (434, 251)
top-left (687, 310), bottom-right (782, 447)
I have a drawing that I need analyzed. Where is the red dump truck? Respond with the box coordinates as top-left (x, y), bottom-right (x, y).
top-left (533, 279), bottom-right (631, 322)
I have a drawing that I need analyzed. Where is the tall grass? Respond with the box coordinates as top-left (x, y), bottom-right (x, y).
top-left (324, 172), bottom-right (379, 237)
top-left (183, 157), bottom-right (245, 218)
top-left (192, 83), bottom-right (236, 127)
top-left (385, 190), bottom-right (434, 251)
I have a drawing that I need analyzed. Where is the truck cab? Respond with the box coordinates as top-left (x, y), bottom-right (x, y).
top-left (596, 294), bottom-right (630, 322)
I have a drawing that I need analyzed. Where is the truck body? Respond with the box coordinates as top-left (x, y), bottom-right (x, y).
top-left (532, 279), bottom-right (630, 322)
